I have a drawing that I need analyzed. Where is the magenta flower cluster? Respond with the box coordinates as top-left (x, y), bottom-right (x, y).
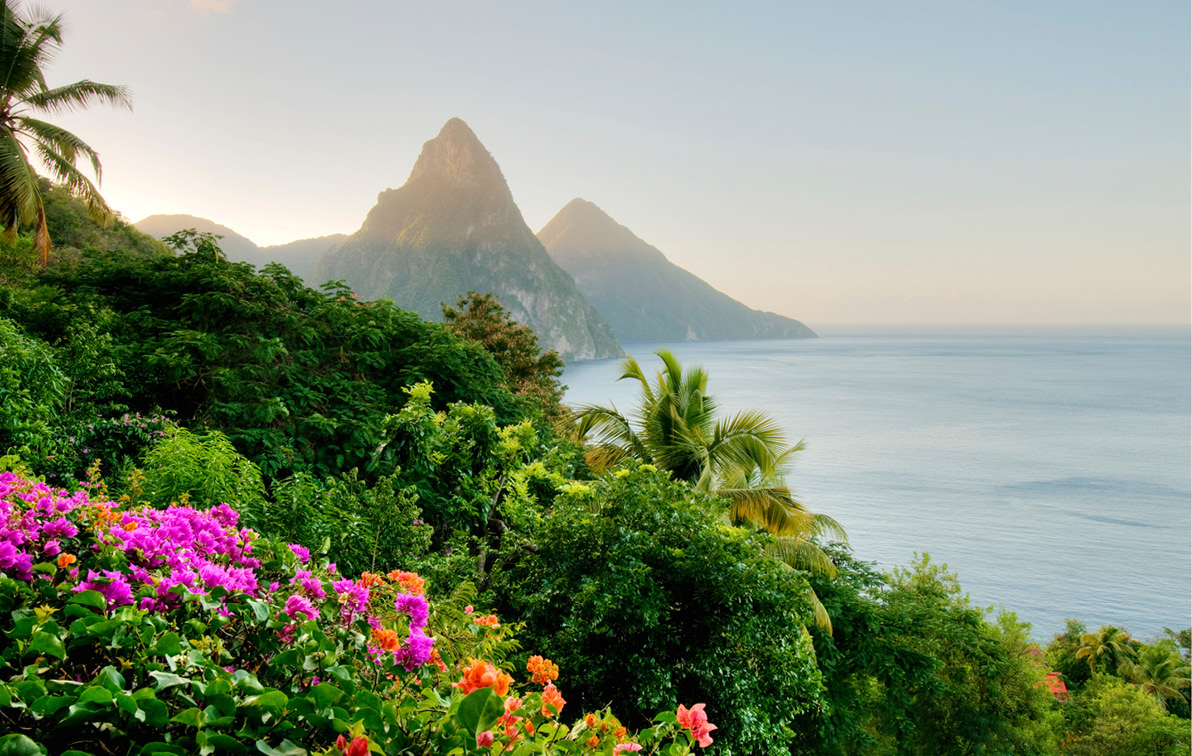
top-left (0, 471), bottom-right (436, 674)
top-left (0, 472), bottom-right (87, 580)
top-left (393, 592), bottom-right (433, 671)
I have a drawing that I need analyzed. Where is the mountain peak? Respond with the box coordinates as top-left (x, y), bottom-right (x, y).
top-left (538, 198), bottom-right (662, 261)
top-left (407, 117), bottom-right (504, 189)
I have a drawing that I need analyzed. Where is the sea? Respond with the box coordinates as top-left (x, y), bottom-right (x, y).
top-left (562, 327), bottom-right (1192, 640)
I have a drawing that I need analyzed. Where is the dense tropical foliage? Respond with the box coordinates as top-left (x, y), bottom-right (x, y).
top-left (0, 8), bottom-right (1187, 750)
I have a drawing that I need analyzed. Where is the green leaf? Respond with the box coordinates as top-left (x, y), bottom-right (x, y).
top-left (137, 697), bottom-right (170, 727)
top-left (204, 735), bottom-right (247, 754)
top-left (30, 629), bottom-right (65, 659)
top-left (94, 666), bottom-right (125, 693)
top-left (31, 694), bottom-right (74, 717)
top-left (68, 590), bottom-right (107, 610)
top-left (171, 707), bottom-right (204, 727)
top-left (152, 632), bottom-right (182, 656)
top-left (246, 599), bottom-right (269, 622)
top-left (0, 734), bottom-right (41, 756)
top-left (254, 739), bottom-right (307, 756)
top-left (149, 671), bottom-right (190, 692)
top-left (309, 682), bottom-right (344, 709)
top-left (456, 686), bottom-right (504, 737)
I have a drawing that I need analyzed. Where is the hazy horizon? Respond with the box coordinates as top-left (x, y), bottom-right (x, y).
top-left (48, 0), bottom-right (1191, 326)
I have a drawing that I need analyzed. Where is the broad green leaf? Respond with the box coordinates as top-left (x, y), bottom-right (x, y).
top-left (205, 735), bottom-right (247, 754)
top-left (68, 590), bottom-right (107, 610)
top-left (254, 739), bottom-right (308, 756)
top-left (149, 671), bottom-right (190, 692)
top-left (30, 629), bottom-right (65, 659)
top-left (171, 707), bottom-right (204, 727)
top-left (456, 686), bottom-right (503, 737)
top-left (31, 695), bottom-right (73, 717)
top-left (0, 734), bottom-right (41, 756)
top-left (152, 632), bottom-right (182, 656)
top-left (309, 682), bottom-right (344, 709)
top-left (94, 666), bottom-right (125, 693)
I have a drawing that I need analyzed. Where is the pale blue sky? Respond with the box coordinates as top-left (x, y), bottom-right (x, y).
top-left (50, 0), bottom-right (1190, 325)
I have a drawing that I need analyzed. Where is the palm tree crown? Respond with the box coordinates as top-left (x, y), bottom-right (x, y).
top-left (1122, 642), bottom-right (1191, 710)
top-left (0, 1), bottom-right (131, 266)
top-left (1076, 625), bottom-right (1135, 674)
top-left (575, 350), bottom-right (847, 631)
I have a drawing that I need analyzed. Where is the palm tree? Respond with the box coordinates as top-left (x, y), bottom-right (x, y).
top-left (0, 1), bottom-right (131, 266)
top-left (1076, 625), bottom-right (1135, 674)
top-left (1121, 642), bottom-right (1191, 710)
top-left (575, 350), bottom-right (847, 631)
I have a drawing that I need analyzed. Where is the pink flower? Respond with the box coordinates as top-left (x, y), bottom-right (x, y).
top-left (613, 745), bottom-right (642, 755)
top-left (476, 730), bottom-right (495, 747)
top-left (288, 544), bottom-right (310, 563)
top-left (677, 703), bottom-right (717, 748)
top-left (283, 594), bottom-right (318, 622)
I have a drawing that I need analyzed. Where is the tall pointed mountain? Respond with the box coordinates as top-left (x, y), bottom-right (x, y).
top-left (314, 119), bottom-right (621, 360)
top-left (538, 199), bottom-right (816, 343)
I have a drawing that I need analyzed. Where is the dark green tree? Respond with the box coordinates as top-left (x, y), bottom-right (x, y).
top-left (442, 291), bottom-right (565, 421)
top-left (493, 463), bottom-right (825, 755)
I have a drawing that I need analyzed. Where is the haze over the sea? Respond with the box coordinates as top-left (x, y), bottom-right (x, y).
top-left (48, 0), bottom-right (1189, 327)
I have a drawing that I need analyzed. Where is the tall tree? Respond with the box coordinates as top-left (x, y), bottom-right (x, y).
top-left (0, 1), bottom-right (130, 266)
top-left (575, 350), bottom-right (846, 630)
top-left (1121, 642), bottom-right (1191, 711)
top-left (1077, 625), bottom-right (1136, 674)
top-left (442, 292), bottom-right (566, 421)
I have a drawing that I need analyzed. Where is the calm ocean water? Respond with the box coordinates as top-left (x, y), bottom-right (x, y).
top-left (562, 328), bottom-right (1192, 639)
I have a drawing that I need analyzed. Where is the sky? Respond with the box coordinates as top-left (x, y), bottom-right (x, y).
top-left (45, 0), bottom-right (1191, 326)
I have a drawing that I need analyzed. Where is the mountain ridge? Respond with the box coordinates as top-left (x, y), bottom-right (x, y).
top-left (538, 198), bottom-right (815, 343)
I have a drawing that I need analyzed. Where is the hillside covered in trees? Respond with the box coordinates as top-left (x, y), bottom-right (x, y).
top-left (0, 184), bottom-right (1187, 756)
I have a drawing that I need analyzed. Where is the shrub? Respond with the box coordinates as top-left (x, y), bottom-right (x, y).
top-left (493, 463), bottom-right (824, 755)
top-left (0, 471), bottom-right (720, 755)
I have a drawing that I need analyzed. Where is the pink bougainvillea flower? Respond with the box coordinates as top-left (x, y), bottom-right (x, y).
top-left (677, 703), bottom-right (717, 748)
top-left (476, 730), bottom-right (495, 747)
top-left (613, 744), bottom-right (642, 755)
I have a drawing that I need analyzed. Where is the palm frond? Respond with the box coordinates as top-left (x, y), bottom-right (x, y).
top-left (21, 116), bottom-right (101, 176)
top-left (721, 485), bottom-right (813, 536)
top-left (31, 140), bottom-right (111, 224)
top-left (24, 80), bottom-right (132, 114)
top-left (809, 587), bottom-right (833, 634)
top-left (764, 536), bottom-right (839, 579)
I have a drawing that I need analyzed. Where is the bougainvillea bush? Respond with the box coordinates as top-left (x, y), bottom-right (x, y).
top-left (0, 472), bottom-right (714, 755)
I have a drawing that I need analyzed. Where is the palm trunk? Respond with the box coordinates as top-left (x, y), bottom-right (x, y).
top-left (33, 202), bottom-right (49, 268)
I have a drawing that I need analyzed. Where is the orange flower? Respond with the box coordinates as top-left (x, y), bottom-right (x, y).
top-left (474, 614), bottom-right (500, 628)
top-left (429, 647), bottom-right (448, 672)
top-left (540, 682), bottom-right (566, 718)
top-left (526, 655), bottom-right (559, 684)
top-left (454, 659), bottom-right (513, 697)
top-left (584, 713), bottom-right (598, 728)
top-left (370, 627), bottom-right (401, 653)
top-left (122, 521), bottom-right (138, 532)
top-left (586, 736), bottom-right (600, 749)
top-left (358, 571), bottom-right (386, 589)
top-left (56, 554), bottom-right (77, 569)
top-left (613, 726), bottom-right (627, 740)
top-left (386, 570), bottom-right (425, 595)
top-left (524, 720), bottom-right (535, 735)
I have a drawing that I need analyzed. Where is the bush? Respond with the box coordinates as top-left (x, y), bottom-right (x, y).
top-left (0, 471), bottom-right (719, 754)
top-left (493, 463), bottom-right (824, 755)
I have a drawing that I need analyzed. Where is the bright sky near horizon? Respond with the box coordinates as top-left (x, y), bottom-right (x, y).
top-left (46, 0), bottom-right (1190, 326)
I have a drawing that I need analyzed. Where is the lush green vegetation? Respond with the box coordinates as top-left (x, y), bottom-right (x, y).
top-left (0, 195), bottom-right (1188, 755)
top-left (0, 8), bottom-right (1185, 750)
